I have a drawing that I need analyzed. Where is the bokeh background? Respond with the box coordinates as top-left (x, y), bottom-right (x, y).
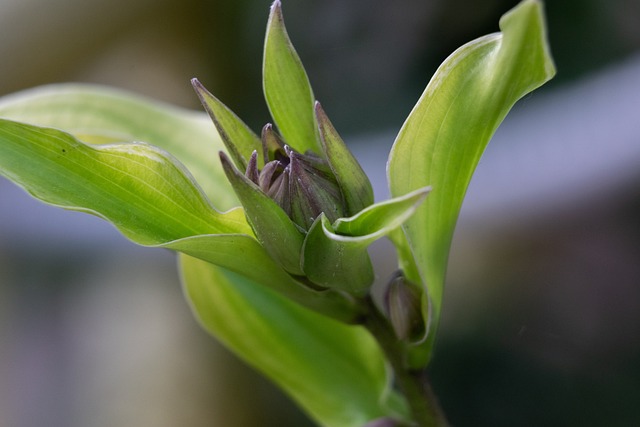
top-left (1, 0), bottom-right (639, 426)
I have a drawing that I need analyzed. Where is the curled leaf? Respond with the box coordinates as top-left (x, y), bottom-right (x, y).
top-left (301, 188), bottom-right (429, 295)
top-left (303, 214), bottom-right (375, 295)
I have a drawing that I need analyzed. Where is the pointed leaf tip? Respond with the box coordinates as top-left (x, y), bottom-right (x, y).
top-left (192, 79), bottom-right (261, 170)
top-left (190, 77), bottom-right (202, 90)
top-left (333, 186), bottom-right (430, 240)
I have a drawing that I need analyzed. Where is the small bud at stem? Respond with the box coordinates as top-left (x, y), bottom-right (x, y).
top-left (384, 271), bottom-right (424, 341)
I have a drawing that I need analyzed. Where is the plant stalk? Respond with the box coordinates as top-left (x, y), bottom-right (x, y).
top-left (363, 297), bottom-right (448, 427)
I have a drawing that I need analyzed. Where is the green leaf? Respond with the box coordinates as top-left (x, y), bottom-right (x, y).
top-left (0, 119), bottom-right (250, 243)
top-left (167, 235), bottom-right (359, 323)
top-left (302, 188), bottom-right (429, 295)
top-left (333, 187), bottom-right (430, 238)
top-left (303, 214), bottom-right (374, 295)
top-left (181, 254), bottom-right (409, 427)
top-left (315, 102), bottom-right (374, 216)
top-left (0, 83), bottom-right (238, 211)
top-left (263, 0), bottom-right (320, 155)
top-left (192, 78), bottom-right (262, 169)
top-left (387, 0), bottom-right (555, 366)
top-left (0, 118), bottom-right (359, 321)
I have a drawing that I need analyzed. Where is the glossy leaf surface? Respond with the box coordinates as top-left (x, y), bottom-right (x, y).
top-left (0, 118), bottom-right (360, 322)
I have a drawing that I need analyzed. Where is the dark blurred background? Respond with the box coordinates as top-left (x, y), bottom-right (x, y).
top-left (1, 0), bottom-right (639, 426)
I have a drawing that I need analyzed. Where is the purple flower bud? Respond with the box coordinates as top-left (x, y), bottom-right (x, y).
top-left (362, 417), bottom-right (401, 427)
top-left (245, 124), bottom-right (346, 230)
top-left (383, 271), bottom-right (424, 341)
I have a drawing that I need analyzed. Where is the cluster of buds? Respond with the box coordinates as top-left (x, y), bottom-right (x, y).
top-left (244, 122), bottom-right (345, 230)
top-left (191, 0), bottom-right (429, 337)
top-left (195, 78), bottom-right (428, 301)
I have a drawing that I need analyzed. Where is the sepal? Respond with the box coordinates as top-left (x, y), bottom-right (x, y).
top-left (220, 151), bottom-right (305, 275)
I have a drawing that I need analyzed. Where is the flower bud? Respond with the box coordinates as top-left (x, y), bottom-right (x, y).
top-left (287, 146), bottom-right (345, 229)
top-left (362, 417), bottom-right (401, 427)
top-left (247, 124), bottom-right (346, 230)
top-left (383, 271), bottom-right (424, 341)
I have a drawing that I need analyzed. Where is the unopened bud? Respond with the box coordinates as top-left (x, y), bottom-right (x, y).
top-left (287, 146), bottom-right (345, 229)
top-left (383, 271), bottom-right (424, 341)
top-left (362, 417), bottom-right (400, 427)
top-left (248, 124), bottom-right (346, 230)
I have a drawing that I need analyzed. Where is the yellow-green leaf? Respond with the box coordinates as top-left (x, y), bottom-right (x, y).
top-left (301, 188), bottom-right (429, 295)
top-left (0, 119), bottom-right (248, 242)
top-left (387, 0), bottom-right (555, 367)
top-left (181, 255), bottom-right (409, 427)
top-left (0, 83), bottom-right (238, 210)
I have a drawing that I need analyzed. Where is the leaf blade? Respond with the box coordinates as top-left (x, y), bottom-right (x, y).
top-left (181, 254), bottom-right (409, 427)
top-left (0, 83), bottom-right (238, 210)
top-left (387, 0), bottom-right (555, 366)
top-left (0, 119), bottom-right (249, 243)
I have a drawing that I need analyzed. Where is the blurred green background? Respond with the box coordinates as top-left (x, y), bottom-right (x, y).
top-left (1, 0), bottom-right (639, 426)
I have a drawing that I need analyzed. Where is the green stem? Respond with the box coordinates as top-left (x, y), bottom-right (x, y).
top-left (363, 297), bottom-right (448, 427)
